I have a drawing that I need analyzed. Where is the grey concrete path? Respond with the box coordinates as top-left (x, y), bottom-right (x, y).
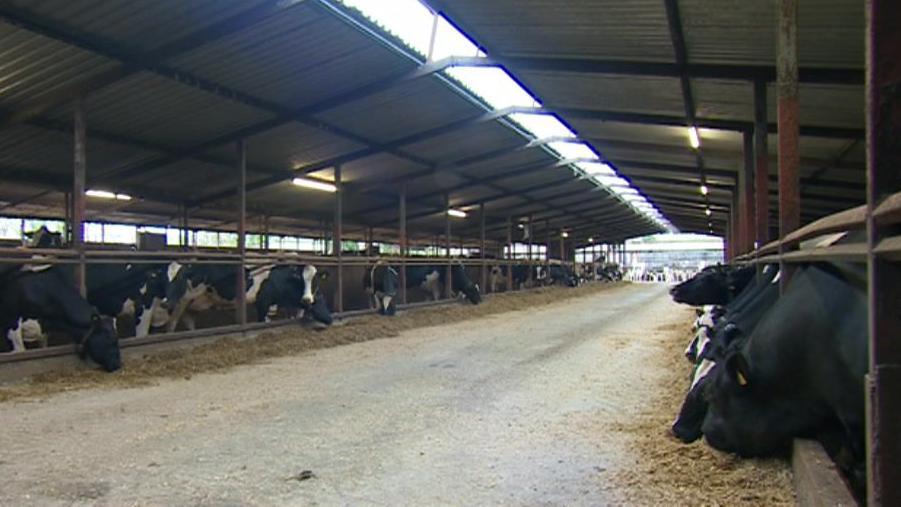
top-left (0, 283), bottom-right (683, 506)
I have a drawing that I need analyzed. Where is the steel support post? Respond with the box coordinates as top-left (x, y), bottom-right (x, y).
top-left (865, 0), bottom-right (901, 503)
top-left (479, 202), bottom-right (487, 293)
top-left (399, 185), bottom-right (408, 304)
top-left (235, 140), bottom-right (247, 326)
top-left (527, 214), bottom-right (533, 284)
top-left (777, 0), bottom-right (800, 292)
top-left (506, 216), bottom-right (513, 290)
top-left (333, 165), bottom-right (344, 314)
top-left (754, 80), bottom-right (770, 250)
top-left (445, 194), bottom-right (452, 299)
top-left (72, 98), bottom-right (86, 297)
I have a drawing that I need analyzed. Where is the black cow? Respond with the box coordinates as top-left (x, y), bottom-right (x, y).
top-left (366, 263), bottom-right (481, 313)
top-left (669, 265), bottom-right (756, 306)
top-left (165, 263), bottom-right (332, 331)
top-left (24, 226), bottom-right (63, 248)
top-left (0, 265), bottom-right (121, 371)
top-left (542, 264), bottom-right (578, 287)
top-left (671, 265), bottom-right (780, 443)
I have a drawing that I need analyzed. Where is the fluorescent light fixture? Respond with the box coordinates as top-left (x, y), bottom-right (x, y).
top-left (688, 126), bottom-right (701, 149)
top-left (700, 184), bottom-right (709, 195)
top-left (705, 208), bottom-right (712, 216)
top-left (561, 231), bottom-right (569, 238)
top-left (86, 189), bottom-right (131, 200)
top-left (447, 209), bottom-right (467, 218)
top-left (292, 177), bottom-right (337, 193)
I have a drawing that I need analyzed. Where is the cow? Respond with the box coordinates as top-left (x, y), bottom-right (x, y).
top-left (490, 264), bottom-right (543, 291)
top-left (165, 263), bottom-right (332, 332)
top-left (85, 263), bottom-right (171, 338)
top-left (364, 263), bottom-right (399, 315)
top-left (671, 265), bottom-right (781, 443)
top-left (699, 262), bottom-right (867, 489)
top-left (669, 264), bottom-right (756, 306)
top-left (489, 264), bottom-right (506, 293)
top-left (0, 265), bottom-right (121, 371)
top-left (23, 226), bottom-right (63, 248)
top-left (542, 264), bottom-right (578, 287)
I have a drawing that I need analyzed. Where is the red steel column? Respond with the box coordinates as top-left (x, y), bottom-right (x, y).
top-left (776, 0), bottom-right (800, 293)
top-left (866, 0), bottom-right (901, 503)
top-left (72, 98), bottom-right (86, 297)
top-left (753, 80), bottom-right (770, 250)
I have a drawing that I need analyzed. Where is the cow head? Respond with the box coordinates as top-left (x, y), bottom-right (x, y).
top-left (670, 265), bottom-right (755, 306)
top-left (700, 351), bottom-right (806, 456)
top-left (78, 314), bottom-right (121, 372)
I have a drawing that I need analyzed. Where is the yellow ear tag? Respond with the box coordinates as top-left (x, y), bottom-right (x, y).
top-left (736, 371), bottom-right (749, 386)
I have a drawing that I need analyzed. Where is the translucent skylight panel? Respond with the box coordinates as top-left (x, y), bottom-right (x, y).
top-left (616, 186), bottom-right (639, 195)
top-left (432, 15), bottom-right (481, 59)
top-left (593, 175), bottom-right (630, 188)
top-left (575, 162), bottom-right (615, 176)
top-left (340, 0), bottom-right (435, 56)
top-left (508, 113), bottom-right (575, 140)
top-left (547, 141), bottom-right (596, 161)
top-left (447, 67), bottom-right (538, 110)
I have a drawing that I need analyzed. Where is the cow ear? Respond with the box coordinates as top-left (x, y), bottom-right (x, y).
top-left (726, 353), bottom-right (751, 388)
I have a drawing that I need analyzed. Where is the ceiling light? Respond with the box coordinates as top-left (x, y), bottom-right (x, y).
top-left (688, 126), bottom-right (700, 150)
top-left (705, 208), bottom-right (712, 216)
top-left (447, 209), bottom-right (467, 218)
top-left (86, 189), bottom-right (131, 200)
top-left (561, 231), bottom-right (569, 238)
top-left (292, 177), bottom-right (336, 193)
top-left (588, 237), bottom-right (594, 243)
top-left (700, 184), bottom-right (709, 195)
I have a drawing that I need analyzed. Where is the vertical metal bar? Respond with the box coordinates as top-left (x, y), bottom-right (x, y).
top-left (754, 80), bottom-right (770, 250)
top-left (63, 192), bottom-right (72, 245)
top-left (333, 165), bottom-right (344, 314)
top-left (235, 140), bottom-right (247, 327)
top-left (262, 215), bottom-right (270, 252)
top-left (72, 98), bottom-right (86, 297)
top-left (445, 193), bottom-right (452, 299)
top-left (559, 234), bottom-right (565, 262)
top-left (181, 204), bottom-right (189, 250)
top-left (777, 0), bottom-right (800, 293)
top-left (545, 220), bottom-right (551, 260)
top-left (527, 214), bottom-right (533, 284)
top-left (866, 0), bottom-right (901, 503)
top-left (742, 130), bottom-right (756, 254)
top-left (399, 185), bottom-right (408, 305)
top-left (506, 216), bottom-right (513, 290)
top-left (479, 202), bottom-right (487, 292)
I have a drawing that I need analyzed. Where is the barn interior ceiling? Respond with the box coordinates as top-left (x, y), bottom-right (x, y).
top-left (0, 0), bottom-right (865, 247)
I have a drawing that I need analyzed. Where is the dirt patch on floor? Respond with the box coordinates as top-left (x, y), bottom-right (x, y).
top-left (598, 313), bottom-right (796, 506)
top-left (0, 282), bottom-right (624, 403)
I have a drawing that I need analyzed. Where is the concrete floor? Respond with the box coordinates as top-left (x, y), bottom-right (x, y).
top-left (0, 283), bottom-right (685, 506)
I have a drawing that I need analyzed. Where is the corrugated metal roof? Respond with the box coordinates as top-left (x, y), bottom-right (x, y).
top-left (430, 0), bottom-right (675, 62)
top-left (680, 0), bottom-right (863, 68)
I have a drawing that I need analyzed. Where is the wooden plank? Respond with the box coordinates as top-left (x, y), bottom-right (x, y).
top-left (792, 439), bottom-right (857, 507)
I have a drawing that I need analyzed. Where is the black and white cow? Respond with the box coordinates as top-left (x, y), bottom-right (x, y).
top-left (699, 262), bottom-right (867, 487)
top-left (542, 264), bottom-right (578, 287)
top-left (364, 263), bottom-right (400, 315)
top-left (85, 263), bottom-right (171, 338)
top-left (669, 264), bottom-right (756, 306)
top-left (489, 264), bottom-right (542, 291)
top-left (165, 263), bottom-right (332, 332)
top-left (0, 265), bottom-right (121, 371)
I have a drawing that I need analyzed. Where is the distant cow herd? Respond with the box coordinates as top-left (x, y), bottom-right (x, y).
top-left (2, 228), bottom-right (618, 371)
top-left (669, 258), bottom-right (867, 494)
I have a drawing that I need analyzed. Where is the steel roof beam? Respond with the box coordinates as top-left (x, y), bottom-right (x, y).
top-left (499, 57), bottom-right (863, 85)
